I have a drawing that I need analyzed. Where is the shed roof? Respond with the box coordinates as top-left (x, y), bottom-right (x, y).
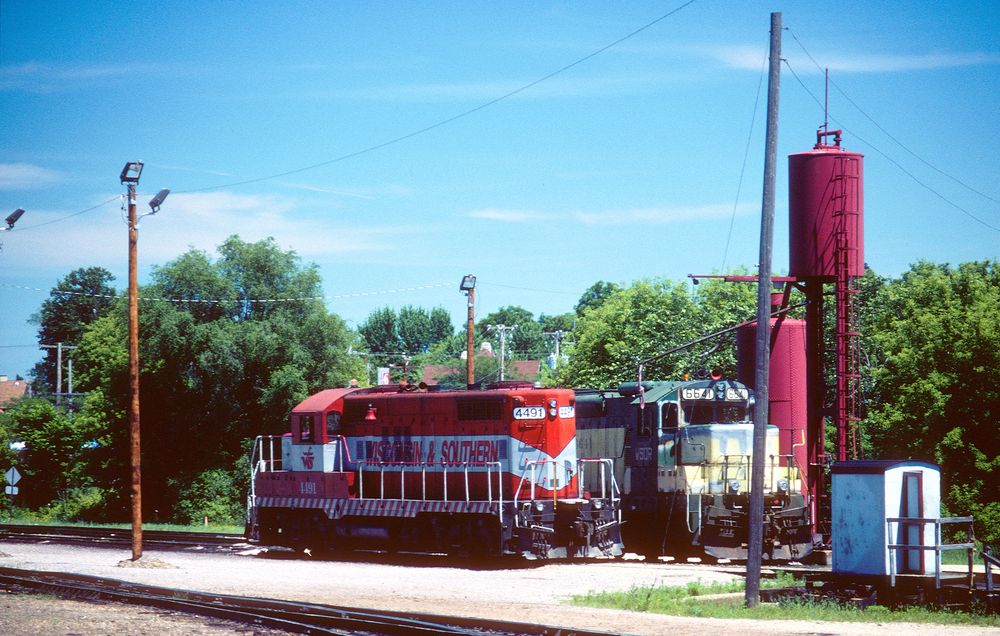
top-left (831, 459), bottom-right (939, 475)
top-left (0, 378), bottom-right (28, 411)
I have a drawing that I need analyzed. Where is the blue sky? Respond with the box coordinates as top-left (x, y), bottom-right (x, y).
top-left (1, 1), bottom-right (998, 379)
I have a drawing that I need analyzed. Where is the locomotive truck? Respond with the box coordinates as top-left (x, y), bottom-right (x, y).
top-left (246, 382), bottom-right (623, 559)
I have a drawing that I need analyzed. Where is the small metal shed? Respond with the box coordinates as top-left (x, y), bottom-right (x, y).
top-left (831, 460), bottom-right (940, 577)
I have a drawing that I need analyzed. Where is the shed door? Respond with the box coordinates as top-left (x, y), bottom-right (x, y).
top-left (901, 471), bottom-right (924, 573)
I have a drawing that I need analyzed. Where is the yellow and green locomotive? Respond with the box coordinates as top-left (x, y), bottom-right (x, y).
top-left (575, 378), bottom-right (813, 561)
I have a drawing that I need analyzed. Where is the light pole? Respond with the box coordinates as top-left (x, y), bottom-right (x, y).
top-left (460, 274), bottom-right (476, 389)
top-left (1, 209), bottom-right (26, 251)
top-left (3, 208), bottom-right (25, 231)
top-left (121, 161), bottom-right (169, 561)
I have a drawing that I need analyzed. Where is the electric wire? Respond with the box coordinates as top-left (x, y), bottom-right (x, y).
top-left (13, 197), bottom-right (120, 232)
top-left (788, 29), bottom-right (999, 207)
top-left (0, 282), bottom-right (451, 306)
top-left (721, 37), bottom-right (768, 273)
top-left (6, 2), bottom-right (698, 231)
top-left (178, 0), bottom-right (699, 194)
top-left (476, 281), bottom-right (578, 295)
top-left (783, 58), bottom-right (1000, 233)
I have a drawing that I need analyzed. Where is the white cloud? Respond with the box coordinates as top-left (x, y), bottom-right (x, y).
top-left (467, 208), bottom-right (547, 222)
top-left (12, 191), bottom-right (390, 273)
top-left (0, 163), bottom-right (64, 190)
top-left (145, 191), bottom-right (385, 260)
top-left (707, 45), bottom-right (1000, 74)
top-left (278, 182), bottom-right (377, 199)
top-left (0, 61), bottom-right (161, 92)
top-left (575, 203), bottom-right (749, 225)
top-left (816, 51), bottom-right (1000, 73)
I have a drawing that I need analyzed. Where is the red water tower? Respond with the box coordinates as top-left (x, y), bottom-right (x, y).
top-left (737, 296), bottom-right (808, 493)
top-left (788, 129), bottom-right (865, 535)
top-left (789, 130), bottom-right (864, 281)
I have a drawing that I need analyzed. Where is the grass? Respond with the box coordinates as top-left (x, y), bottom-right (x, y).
top-left (570, 571), bottom-right (999, 627)
top-left (0, 515), bottom-right (244, 534)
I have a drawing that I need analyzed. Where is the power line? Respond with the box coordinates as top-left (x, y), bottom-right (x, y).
top-left (477, 281), bottom-right (578, 295)
top-left (9, 2), bottom-right (699, 230)
top-left (0, 281), bottom-right (451, 305)
top-left (783, 59), bottom-right (1000, 234)
top-left (14, 196), bottom-right (120, 232)
top-left (180, 1), bottom-right (699, 193)
top-left (721, 37), bottom-right (769, 273)
top-left (787, 29), bottom-right (999, 207)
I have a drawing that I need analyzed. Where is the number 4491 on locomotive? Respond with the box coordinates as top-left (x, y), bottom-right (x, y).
top-left (246, 382), bottom-right (624, 559)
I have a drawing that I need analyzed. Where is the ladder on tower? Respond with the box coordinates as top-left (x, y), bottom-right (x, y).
top-left (832, 155), bottom-right (862, 460)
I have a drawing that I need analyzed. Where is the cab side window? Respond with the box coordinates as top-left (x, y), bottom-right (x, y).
top-left (326, 411), bottom-right (341, 437)
top-left (662, 403), bottom-right (678, 430)
top-left (637, 406), bottom-right (655, 437)
top-left (300, 415), bottom-right (314, 442)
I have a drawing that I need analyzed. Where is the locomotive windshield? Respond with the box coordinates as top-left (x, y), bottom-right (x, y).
top-left (681, 400), bottom-right (749, 425)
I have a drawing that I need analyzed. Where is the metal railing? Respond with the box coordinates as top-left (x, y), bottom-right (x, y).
top-left (357, 460), bottom-right (504, 505)
top-left (707, 453), bottom-right (801, 495)
top-left (887, 516), bottom-right (976, 590)
top-left (983, 545), bottom-right (998, 595)
top-left (252, 435), bottom-right (284, 474)
top-left (512, 458), bottom-right (620, 509)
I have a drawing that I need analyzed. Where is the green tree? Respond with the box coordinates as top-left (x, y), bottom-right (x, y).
top-left (428, 307), bottom-right (454, 344)
top-left (478, 305), bottom-right (546, 360)
top-left (30, 267), bottom-right (116, 393)
top-left (65, 236), bottom-right (365, 522)
top-left (863, 260), bottom-right (1000, 543)
top-left (575, 280), bottom-right (621, 316)
top-left (359, 307), bottom-right (401, 355)
top-left (561, 278), bottom-right (700, 387)
top-left (688, 273), bottom-right (759, 376)
top-left (0, 398), bottom-right (100, 511)
top-left (398, 305), bottom-right (432, 353)
top-left (539, 312), bottom-right (576, 334)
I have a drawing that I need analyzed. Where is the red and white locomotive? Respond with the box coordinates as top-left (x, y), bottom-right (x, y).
top-left (246, 382), bottom-right (623, 558)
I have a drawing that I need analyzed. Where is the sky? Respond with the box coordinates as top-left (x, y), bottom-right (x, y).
top-left (1, 1), bottom-right (998, 379)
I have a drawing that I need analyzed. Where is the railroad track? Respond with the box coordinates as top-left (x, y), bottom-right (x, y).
top-left (0, 523), bottom-right (830, 575)
top-left (0, 566), bottom-right (616, 636)
top-left (0, 524), bottom-right (248, 553)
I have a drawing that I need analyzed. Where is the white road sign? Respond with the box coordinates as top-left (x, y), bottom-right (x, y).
top-left (4, 486), bottom-right (17, 496)
top-left (4, 467), bottom-right (20, 486)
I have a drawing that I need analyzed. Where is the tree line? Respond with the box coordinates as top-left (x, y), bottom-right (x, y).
top-left (0, 236), bottom-right (996, 544)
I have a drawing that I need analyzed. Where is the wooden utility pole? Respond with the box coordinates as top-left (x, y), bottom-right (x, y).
top-left (125, 168), bottom-right (144, 562)
top-left (489, 324), bottom-right (517, 381)
top-left (746, 11), bottom-right (781, 608)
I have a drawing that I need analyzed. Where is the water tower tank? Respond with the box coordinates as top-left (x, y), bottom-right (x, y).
top-left (789, 131), bottom-right (864, 279)
top-left (737, 315), bottom-right (808, 487)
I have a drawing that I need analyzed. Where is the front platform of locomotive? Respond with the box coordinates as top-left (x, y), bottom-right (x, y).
top-left (498, 383), bottom-right (624, 558)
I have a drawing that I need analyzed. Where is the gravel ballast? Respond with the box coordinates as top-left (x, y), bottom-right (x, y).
top-left (1, 541), bottom-right (996, 635)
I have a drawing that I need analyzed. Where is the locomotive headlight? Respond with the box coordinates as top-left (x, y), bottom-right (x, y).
top-left (777, 479), bottom-right (789, 492)
top-left (728, 479), bottom-right (741, 494)
top-left (592, 500), bottom-right (603, 510)
top-left (534, 501), bottom-right (545, 513)
top-left (548, 399), bottom-right (557, 408)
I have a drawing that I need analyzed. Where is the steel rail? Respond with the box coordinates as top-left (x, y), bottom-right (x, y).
top-left (0, 524), bottom-right (245, 550)
top-left (0, 566), bottom-right (618, 636)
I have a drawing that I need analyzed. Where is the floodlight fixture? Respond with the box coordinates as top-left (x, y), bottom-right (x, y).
top-left (459, 274), bottom-right (476, 292)
top-left (5, 208), bottom-right (25, 230)
top-left (148, 189), bottom-right (170, 213)
top-left (120, 161), bottom-right (144, 184)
